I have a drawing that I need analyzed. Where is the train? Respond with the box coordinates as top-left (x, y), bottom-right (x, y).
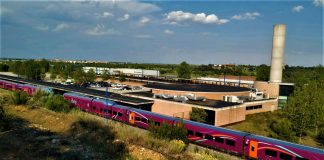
top-left (0, 79), bottom-right (52, 95)
top-left (0, 79), bottom-right (323, 160)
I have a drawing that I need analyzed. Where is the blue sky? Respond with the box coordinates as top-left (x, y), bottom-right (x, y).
top-left (1, 0), bottom-right (323, 66)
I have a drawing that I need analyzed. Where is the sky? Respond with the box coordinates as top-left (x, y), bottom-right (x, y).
top-left (0, 0), bottom-right (323, 66)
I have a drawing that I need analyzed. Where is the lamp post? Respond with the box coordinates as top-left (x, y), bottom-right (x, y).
top-left (105, 82), bottom-right (109, 125)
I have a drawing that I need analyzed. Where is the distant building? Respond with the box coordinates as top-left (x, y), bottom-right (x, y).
top-left (83, 67), bottom-right (160, 77)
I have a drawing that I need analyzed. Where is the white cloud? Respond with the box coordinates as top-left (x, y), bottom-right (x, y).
top-left (117, 14), bottom-right (130, 21)
top-left (116, 1), bottom-right (160, 14)
top-left (231, 12), bottom-right (261, 20)
top-left (164, 29), bottom-right (174, 35)
top-left (35, 24), bottom-right (50, 31)
top-left (293, 5), bottom-right (304, 12)
top-left (52, 23), bottom-right (70, 32)
top-left (313, 0), bottom-right (324, 6)
top-left (138, 16), bottom-right (150, 26)
top-left (165, 11), bottom-right (229, 25)
top-left (135, 34), bottom-right (152, 39)
top-left (85, 24), bottom-right (120, 36)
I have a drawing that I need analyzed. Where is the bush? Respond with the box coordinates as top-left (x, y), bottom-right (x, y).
top-left (190, 108), bottom-right (207, 123)
top-left (167, 139), bottom-right (186, 154)
top-left (0, 105), bottom-right (9, 132)
top-left (149, 121), bottom-right (188, 144)
top-left (11, 91), bottom-right (29, 105)
top-left (44, 94), bottom-right (71, 113)
top-left (317, 128), bottom-right (324, 146)
top-left (269, 118), bottom-right (296, 142)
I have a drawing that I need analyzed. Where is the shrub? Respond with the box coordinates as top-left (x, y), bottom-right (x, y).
top-left (317, 128), bottom-right (324, 146)
top-left (269, 118), bottom-right (296, 142)
top-left (0, 105), bottom-right (9, 132)
top-left (149, 120), bottom-right (188, 144)
top-left (10, 91), bottom-right (29, 105)
top-left (167, 139), bottom-right (186, 154)
top-left (190, 108), bottom-right (207, 123)
top-left (44, 94), bottom-right (71, 113)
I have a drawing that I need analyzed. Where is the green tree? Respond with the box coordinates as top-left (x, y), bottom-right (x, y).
top-left (256, 64), bottom-right (270, 81)
top-left (119, 73), bottom-right (126, 82)
top-left (86, 68), bottom-right (96, 83)
top-left (176, 61), bottom-right (191, 79)
top-left (101, 70), bottom-right (111, 81)
top-left (283, 80), bottom-right (324, 143)
top-left (149, 121), bottom-right (188, 144)
top-left (190, 108), bottom-right (207, 123)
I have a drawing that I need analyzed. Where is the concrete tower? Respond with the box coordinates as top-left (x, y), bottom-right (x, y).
top-left (269, 24), bottom-right (286, 83)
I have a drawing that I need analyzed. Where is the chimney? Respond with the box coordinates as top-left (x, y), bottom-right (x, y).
top-left (269, 24), bottom-right (286, 83)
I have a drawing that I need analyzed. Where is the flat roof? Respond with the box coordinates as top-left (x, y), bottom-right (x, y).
top-left (144, 83), bottom-right (250, 92)
top-left (0, 74), bottom-right (153, 106)
top-left (128, 92), bottom-right (240, 109)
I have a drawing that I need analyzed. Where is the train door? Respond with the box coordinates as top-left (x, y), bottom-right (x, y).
top-left (129, 112), bottom-right (135, 125)
top-left (249, 140), bottom-right (258, 159)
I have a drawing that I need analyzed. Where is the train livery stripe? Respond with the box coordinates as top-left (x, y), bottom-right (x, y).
top-left (257, 146), bottom-right (295, 157)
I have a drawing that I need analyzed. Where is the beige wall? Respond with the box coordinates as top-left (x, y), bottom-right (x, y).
top-left (151, 99), bottom-right (192, 119)
top-left (152, 89), bottom-right (250, 100)
top-left (254, 81), bottom-right (280, 98)
top-left (215, 105), bottom-right (246, 126)
top-left (245, 99), bottom-right (278, 115)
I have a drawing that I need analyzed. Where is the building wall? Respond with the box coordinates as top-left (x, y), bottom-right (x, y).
top-left (151, 89), bottom-right (250, 100)
top-left (215, 105), bottom-right (246, 126)
top-left (254, 81), bottom-right (280, 98)
top-left (245, 99), bottom-right (278, 115)
top-left (151, 99), bottom-right (192, 120)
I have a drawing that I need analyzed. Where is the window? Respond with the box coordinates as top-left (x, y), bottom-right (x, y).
top-left (155, 121), bottom-right (160, 126)
top-left (295, 157), bottom-right (308, 160)
top-left (265, 149), bottom-right (277, 157)
top-left (113, 111), bottom-right (117, 115)
top-left (135, 117), bottom-right (141, 121)
top-left (280, 153), bottom-right (292, 160)
top-left (246, 105), bottom-right (262, 110)
top-left (141, 118), bottom-right (148, 123)
top-left (108, 110), bottom-right (112, 114)
top-left (215, 137), bottom-right (224, 143)
top-left (187, 130), bottom-right (194, 136)
top-left (226, 139), bottom-right (236, 146)
top-left (251, 146), bottom-right (255, 151)
top-left (195, 132), bottom-right (203, 138)
top-left (100, 108), bottom-right (103, 112)
top-left (205, 134), bottom-right (213, 140)
top-left (92, 106), bottom-right (96, 110)
top-left (103, 109), bottom-right (108, 113)
top-left (117, 112), bottom-right (122, 116)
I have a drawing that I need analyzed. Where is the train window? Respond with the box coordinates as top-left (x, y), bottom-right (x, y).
top-left (205, 134), bottom-right (213, 140)
top-left (187, 130), bottom-right (194, 136)
top-left (113, 111), bottom-right (117, 115)
top-left (215, 137), bottom-right (224, 143)
top-left (195, 132), bottom-right (203, 138)
top-left (280, 153), bottom-right (292, 160)
top-left (141, 118), bottom-right (148, 123)
top-left (295, 157), bottom-right (308, 160)
top-left (135, 117), bottom-right (141, 121)
top-left (103, 109), bottom-right (108, 113)
top-left (265, 149), bottom-right (277, 157)
top-left (117, 112), bottom-right (122, 116)
top-left (92, 106), bottom-right (96, 110)
top-left (226, 139), bottom-right (236, 146)
top-left (100, 108), bottom-right (103, 112)
top-left (108, 110), bottom-right (112, 114)
top-left (251, 146), bottom-right (255, 151)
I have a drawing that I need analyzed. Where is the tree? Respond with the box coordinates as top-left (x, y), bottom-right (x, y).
top-left (101, 70), bottom-right (111, 81)
top-left (283, 80), bottom-right (324, 143)
top-left (119, 73), bottom-right (126, 82)
top-left (86, 69), bottom-right (96, 83)
top-left (256, 64), bottom-right (270, 81)
top-left (176, 61), bottom-right (191, 79)
top-left (190, 108), bottom-right (207, 123)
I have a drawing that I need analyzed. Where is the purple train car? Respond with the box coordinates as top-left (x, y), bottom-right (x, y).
top-left (128, 107), bottom-right (176, 128)
top-left (244, 134), bottom-right (324, 160)
top-left (182, 119), bottom-right (247, 154)
top-left (0, 80), bottom-right (20, 91)
top-left (21, 84), bottom-right (38, 95)
top-left (63, 92), bottom-right (324, 160)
